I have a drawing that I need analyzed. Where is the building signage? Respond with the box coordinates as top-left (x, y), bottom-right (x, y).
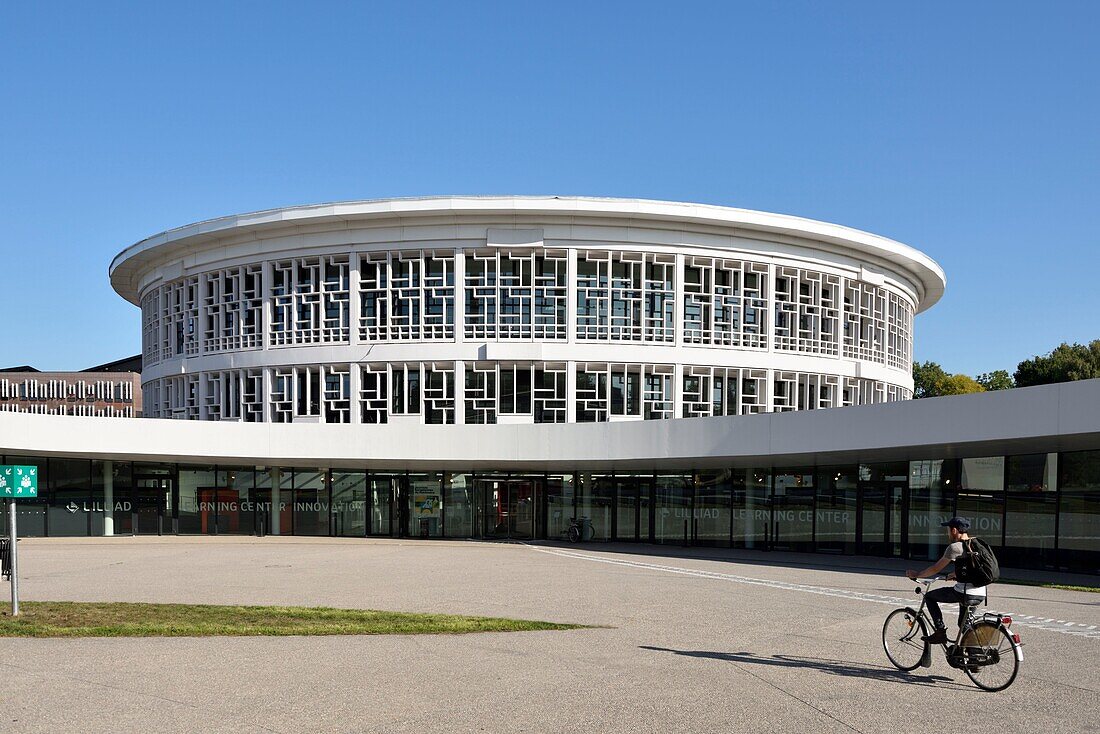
top-left (0, 465), bottom-right (38, 498)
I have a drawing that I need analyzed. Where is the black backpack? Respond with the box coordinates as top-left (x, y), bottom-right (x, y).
top-left (955, 537), bottom-right (999, 587)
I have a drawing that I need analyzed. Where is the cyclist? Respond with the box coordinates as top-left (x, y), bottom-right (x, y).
top-left (904, 517), bottom-right (987, 644)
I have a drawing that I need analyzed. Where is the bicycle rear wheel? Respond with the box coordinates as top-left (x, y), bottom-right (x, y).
top-left (962, 623), bottom-right (1020, 692)
top-left (882, 608), bottom-right (928, 671)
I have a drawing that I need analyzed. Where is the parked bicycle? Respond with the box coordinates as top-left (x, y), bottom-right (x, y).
top-left (566, 516), bottom-right (594, 543)
top-left (882, 576), bottom-right (1023, 691)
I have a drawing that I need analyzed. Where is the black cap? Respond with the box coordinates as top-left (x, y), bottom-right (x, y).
top-left (940, 517), bottom-right (971, 531)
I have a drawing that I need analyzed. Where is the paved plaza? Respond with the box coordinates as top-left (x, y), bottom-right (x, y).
top-left (2, 537), bottom-right (1098, 733)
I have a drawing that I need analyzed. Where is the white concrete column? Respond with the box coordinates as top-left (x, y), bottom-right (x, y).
top-left (102, 460), bottom-right (114, 536)
top-left (261, 259), bottom-right (274, 351)
top-left (196, 272), bottom-right (208, 356)
top-left (566, 360), bottom-right (577, 423)
top-left (454, 360), bottom-right (465, 425)
top-left (766, 262), bottom-right (776, 355)
top-left (455, 250), bottom-right (466, 343)
top-left (672, 363), bottom-right (684, 419)
top-left (349, 251), bottom-right (361, 348)
top-left (674, 253), bottom-right (685, 349)
top-left (350, 363), bottom-right (362, 424)
top-left (566, 249), bottom-right (578, 343)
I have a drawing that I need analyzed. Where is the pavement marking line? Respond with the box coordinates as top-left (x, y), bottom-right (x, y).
top-left (523, 544), bottom-right (1100, 641)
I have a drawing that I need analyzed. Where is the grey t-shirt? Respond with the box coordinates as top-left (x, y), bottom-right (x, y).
top-left (941, 540), bottom-right (987, 596)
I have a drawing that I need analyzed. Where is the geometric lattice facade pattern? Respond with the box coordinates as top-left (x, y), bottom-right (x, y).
top-left (114, 197), bottom-right (938, 424)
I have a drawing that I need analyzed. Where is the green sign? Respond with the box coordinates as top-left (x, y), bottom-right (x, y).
top-left (0, 465), bottom-right (38, 498)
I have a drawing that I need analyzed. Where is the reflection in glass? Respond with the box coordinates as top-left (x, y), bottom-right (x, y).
top-left (332, 470), bottom-right (366, 537)
top-left (546, 473), bottom-right (575, 540)
top-left (732, 468), bottom-right (770, 549)
top-left (576, 472), bottom-right (613, 541)
top-left (408, 473), bottom-right (442, 537)
top-left (293, 468), bottom-right (328, 536)
top-left (653, 473), bottom-right (692, 543)
top-left (443, 472), bottom-right (475, 537)
top-left (815, 466), bottom-right (857, 553)
top-left (772, 469), bottom-right (814, 551)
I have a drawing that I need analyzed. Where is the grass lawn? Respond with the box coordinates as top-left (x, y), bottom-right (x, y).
top-left (999, 579), bottom-right (1100, 593)
top-left (0, 602), bottom-right (585, 638)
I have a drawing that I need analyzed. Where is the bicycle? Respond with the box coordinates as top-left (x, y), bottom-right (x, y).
top-left (882, 576), bottom-right (1023, 691)
top-left (566, 516), bottom-right (594, 543)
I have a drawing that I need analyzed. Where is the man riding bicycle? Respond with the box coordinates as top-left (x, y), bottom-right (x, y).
top-left (905, 517), bottom-right (986, 644)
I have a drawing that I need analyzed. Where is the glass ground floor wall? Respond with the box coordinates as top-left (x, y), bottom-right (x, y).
top-left (2, 449), bottom-right (1099, 574)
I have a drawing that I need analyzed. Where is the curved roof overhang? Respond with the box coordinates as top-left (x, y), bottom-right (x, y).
top-left (110, 196), bottom-right (946, 311)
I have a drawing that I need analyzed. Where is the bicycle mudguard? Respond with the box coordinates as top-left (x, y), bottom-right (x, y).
top-left (901, 606), bottom-right (934, 668)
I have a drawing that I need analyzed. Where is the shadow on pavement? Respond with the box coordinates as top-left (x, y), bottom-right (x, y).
top-left (639, 646), bottom-right (965, 689)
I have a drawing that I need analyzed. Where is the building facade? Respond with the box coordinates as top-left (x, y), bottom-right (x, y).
top-left (0, 368), bottom-right (141, 418)
top-left (110, 197), bottom-right (943, 422)
top-left (1, 197), bottom-right (1096, 575)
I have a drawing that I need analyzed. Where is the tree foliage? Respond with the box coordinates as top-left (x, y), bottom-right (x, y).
top-left (976, 370), bottom-right (1014, 391)
top-left (912, 361), bottom-right (986, 398)
top-left (1014, 340), bottom-right (1100, 387)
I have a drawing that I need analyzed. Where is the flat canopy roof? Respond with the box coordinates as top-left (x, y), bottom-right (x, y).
top-left (110, 196), bottom-right (946, 311)
top-left (2, 380), bottom-right (1096, 471)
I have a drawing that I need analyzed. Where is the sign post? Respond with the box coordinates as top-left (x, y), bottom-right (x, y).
top-left (1, 465), bottom-right (39, 616)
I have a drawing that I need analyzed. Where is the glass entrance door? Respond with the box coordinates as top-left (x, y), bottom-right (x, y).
top-left (859, 485), bottom-right (903, 556)
top-left (478, 478), bottom-right (540, 540)
top-left (770, 470), bottom-right (815, 552)
top-left (613, 476), bottom-right (650, 541)
top-left (134, 477), bottom-right (172, 535)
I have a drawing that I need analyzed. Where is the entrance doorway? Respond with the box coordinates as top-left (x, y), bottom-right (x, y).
top-left (133, 476), bottom-right (173, 535)
top-left (477, 477), bottom-right (541, 539)
top-left (859, 484), bottom-right (904, 556)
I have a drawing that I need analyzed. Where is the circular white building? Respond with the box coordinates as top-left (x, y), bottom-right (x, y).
top-left (110, 196), bottom-right (945, 425)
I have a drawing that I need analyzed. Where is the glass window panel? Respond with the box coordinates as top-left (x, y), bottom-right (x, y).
top-left (1006, 453), bottom-right (1057, 492)
top-left (731, 468), bottom-right (770, 549)
top-left (959, 457), bottom-right (1004, 492)
top-left (1002, 492), bottom-right (1057, 568)
top-left (908, 459), bottom-right (959, 560)
top-left (48, 458), bottom-right (91, 537)
top-left (612, 473), bottom-right (651, 542)
top-left (292, 468), bottom-right (328, 536)
top-left (331, 470), bottom-right (366, 537)
top-left (369, 473), bottom-right (401, 536)
top-left (408, 473), bottom-right (442, 537)
top-left (1060, 450), bottom-right (1100, 491)
top-left (955, 492), bottom-right (1004, 545)
top-left (1057, 492), bottom-right (1100, 561)
top-left (443, 472), bottom-right (475, 538)
top-left (858, 462), bottom-right (906, 557)
top-left (694, 470), bottom-right (732, 547)
top-left (653, 473), bottom-right (693, 543)
top-left (546, 473), bottom-right (575, 540)
top-left (815, 466), bottom-right (857, 553)
top-left (576, 472), bottom-right (613, 541)
top-left (177, 466), bottom-right (216, 534)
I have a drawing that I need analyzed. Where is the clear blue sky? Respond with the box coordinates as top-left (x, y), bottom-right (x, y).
top-left (1, 2), bottom-right (1096, 375)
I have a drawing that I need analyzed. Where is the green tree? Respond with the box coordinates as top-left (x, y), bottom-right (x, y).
top-left (1014, 340), bottom-right (1100, 387)
top-left (912, 361), bottom-right (950, 398)
top-left (940, 373), bottom-right (986, 395)
top-left (976, 370), bottom-right (1014, 391)
top-left (912, 361), bottom-right (987, 398)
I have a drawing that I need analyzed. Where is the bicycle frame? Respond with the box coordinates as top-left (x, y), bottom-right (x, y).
top-left (909, 577), bottom-right (1023, 666)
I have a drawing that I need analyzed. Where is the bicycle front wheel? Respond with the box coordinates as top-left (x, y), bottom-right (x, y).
top-left (882, 608), bottom-right (928, 671)
top-left (962, 623), bottom-right (1020, 692)
top-left (567, 525), bottom-right (581, 543)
